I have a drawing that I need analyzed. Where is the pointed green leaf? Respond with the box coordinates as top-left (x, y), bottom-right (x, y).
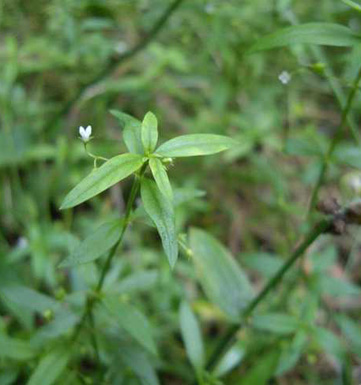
top-left (60, 153), bottom-right (144, 209)
top-left (59, 220), bottom-right (122, 267)
top-left (155, 134), bottom-right (237, 158)
top-left (0, 337), bottom-right (37, 360)
top-left (237, 350), bottom-right (280, 385)
top-left (141, 112), bottom-right (158, 154)
top-left (110, 110), bottom-right (143, 154)
top-left (103, 297), bottom-right (157, 355)
top-left (0, 286), bottom-right (58, 313)
top-left (27, 347), bottom-right (71, 385)
top-left (149, 158), bottom-right (173, 201)
top-left (189, 228), bottom-right (253, 321)
top-left (179, 301), bottom-right (205, 371)
top-left (141, 179), bottom-right (178, 268)
top-left (251, 313), bottom-right (299, 335)
top-left (342, 0), bottom-right (361, 12)
top-left (249, 23), bottom-right (361, 53)
top-left (117, 345), bottom-right (160, 385)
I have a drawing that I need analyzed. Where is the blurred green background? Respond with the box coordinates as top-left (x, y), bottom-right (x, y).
top-left (1, 0), bottom-right (361, 384)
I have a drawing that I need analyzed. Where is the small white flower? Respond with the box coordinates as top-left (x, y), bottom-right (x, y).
top-left (79, 125), bottom-right (92, 142)
top-left (278, 71), bottom-right (291, 85)
top-left (205, 3), bottom-right (215, 14)
top-left (17, 237), bottom-right (28, 249)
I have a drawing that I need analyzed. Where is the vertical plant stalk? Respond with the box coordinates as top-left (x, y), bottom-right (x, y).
top-left (205, 217), bottom-right (332, 372)
top-left (307, 64), bottom-right (361, 214)
top-left (72, 163), bottom-right (148, 346)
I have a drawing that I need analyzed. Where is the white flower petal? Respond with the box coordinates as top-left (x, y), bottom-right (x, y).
top-left (85, 125), bottom-right (92, 137)
top-left (278, 71), bottom-right (291, 85)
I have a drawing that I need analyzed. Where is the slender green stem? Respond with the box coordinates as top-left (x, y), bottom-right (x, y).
top-left (72, 163), bottom-right (147, 347)
top-left (205, 218), bottom-right (332, 372)
top-left (307, 63), bottom-right (361, 215)
top-left (88, 310), bottom-right (100, 363)
top-left (46, 0), bottom-right (185, 133)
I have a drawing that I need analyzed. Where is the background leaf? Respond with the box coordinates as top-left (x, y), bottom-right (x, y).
top-left (249, 23), bottom-right (361, 52)
top-left (103, 296), bottom-right (157, 355)
top-left (179, 301), bottom-right (205, 371)
top-left (59, 220), bottom-right (122, 267)
top-left (189, 228), bottom-right (254, 321)
top-left (26, 347), bottom-right (71, 385)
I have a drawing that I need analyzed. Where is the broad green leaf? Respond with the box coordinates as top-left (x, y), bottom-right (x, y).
top-left (111, 270), bottom-right (158, 295)
top-left (103, 297), bottom-right (157, 355)
top-left (59, 220), bottom-right (122, 267)
top-left (110, 110), bottom-right (143, 154)
top-left (0, 337), bottom-right (37, 360)
top-left (141, 112), bottom-right (158, 154)
top-left (336, 315), bottom-right (361, 357)
top-left (155, 134), bottom-right (237, 158)
top-left (27, 347), bottom-right (71, 385)
top-left (0, 370), bottom-right (18, 385)
top-left (60, 153), bottom-right (144, 209)
top-left (251, 313), bottom-right (299, 335)
top-left (0, 285), bottom-right (58, 313)
top-left (179, 301), bottom-right (205, 371)
top-left (189, 228), bottom-right (253, 321)
top-left (276, 331), bottom-right (308, 375)
top-left (333, 145), bottom-right (361, 169)
top-left (141, 178), bottom-right (178, 268)
top-left (117, 345), bottom-right (160, 385)
top-left (342, 0), bottom-right (361, 12)
top-left (32, 310), bottom-right (78, 346)
top-left (213, 344), bottom-right (245, 377)
top-left (243, 252), bottom-right (283, 278)
top-left (249, 23), bottom-right (361, 53)
top-left (237, 350), bottom-right (280, 385)
top-left (313, 327), bottom-right (345, 360)
top-left (149, 158), bottom-right (173, 201)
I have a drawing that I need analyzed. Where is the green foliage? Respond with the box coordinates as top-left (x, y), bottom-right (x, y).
top-left (189, 228), bottom-right (253, 321)
top-left (249, 23), bottom-right (361, 52)
top-left (59, 220), bottom-right (122, 267)
top-left (103, 297), bottom-right (158, 356)
top-left (141, 178), bottom-right (178, 267)
top-left (142, 112), bottom-right (159, 154)
top-left (26, 347), bottom-right (71, 385)
top-left (179, 301), bottom-right (205, 371)
top-left (2, 1), bottom-right (361, 384)
top-left (60, 153), bottom-right (145, 209)
top-left (155, 134), bottom-right (237, 158)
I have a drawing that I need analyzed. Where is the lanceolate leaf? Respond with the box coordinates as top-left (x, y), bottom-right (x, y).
top-left (141, 112), bottom-right (158, 154)
top-left (149, 158), bottom-right (173, 201)
top-left (249, 23), bottom-right (361, 53)
top-left (0, 337), bottom-right (37, 360)
top-left (103, 297), bottom-right (157, 355)
top-left (117, 345), bottom-right (160, 385)
top-left (59, 220), bottom-right (122, 267)
top-left (179, 301), bottom-right (205, 371)
top-left (110, 110), bottom-right (143, 154)
top-left (60, 153), bottom-right (144, 209)
top-left (189, 228), bottom-right (253, 321)
top-left (27, 347), bottom-right (71, 385)
top-left (141, 178), bottom-right (178, 268)
top-left (237, 350), bottom-right (280, 385)
top-left (155, 134), bottom-right (237, 158)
